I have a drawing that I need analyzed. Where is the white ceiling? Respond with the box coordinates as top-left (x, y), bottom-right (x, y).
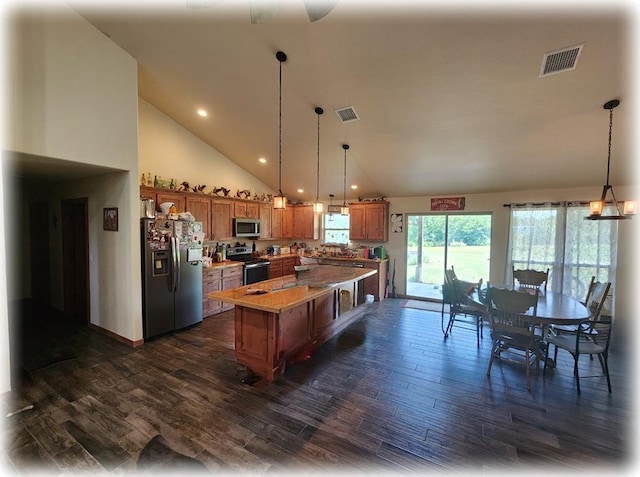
top-left (62, 1), bottom-right (635, 201)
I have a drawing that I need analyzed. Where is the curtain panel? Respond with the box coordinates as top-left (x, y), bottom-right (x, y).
top-left (506, 202), bottom-right (617, 305)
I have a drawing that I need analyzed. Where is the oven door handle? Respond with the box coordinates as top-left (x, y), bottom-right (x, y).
top-left (245, 262), bottom-right (269, 269)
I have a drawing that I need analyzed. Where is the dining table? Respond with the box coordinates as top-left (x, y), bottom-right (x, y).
top-left (472, 287), bottom-right (591, 366)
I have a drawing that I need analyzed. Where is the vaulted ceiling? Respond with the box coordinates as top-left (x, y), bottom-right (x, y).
top-left (68, 0), bottom-right (633, 202)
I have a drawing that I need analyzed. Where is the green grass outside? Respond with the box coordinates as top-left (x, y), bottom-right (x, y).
top-left (407, 245), bottom-right (490, 285)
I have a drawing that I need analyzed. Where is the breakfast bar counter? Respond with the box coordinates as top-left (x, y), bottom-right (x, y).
top-left (208, 265), bottom-right (377, 382)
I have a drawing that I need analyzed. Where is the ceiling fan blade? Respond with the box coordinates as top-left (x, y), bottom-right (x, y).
top-left (250, 0), bottom-right (282, 24)
top-left (304, 0), bottom-right (338, 22)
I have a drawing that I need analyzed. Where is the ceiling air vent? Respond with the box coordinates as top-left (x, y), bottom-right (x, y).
top-left (335, 106), bottom-right (360, 123)
top-left (540, 44), bottom-right (584, 77)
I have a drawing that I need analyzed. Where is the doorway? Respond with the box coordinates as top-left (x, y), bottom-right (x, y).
top-left (61, 198), bottom-right (89, 323)
top-left (29, 201), bottom-right (50, 305)
top-left (405, 213), bottom-right (491, 301)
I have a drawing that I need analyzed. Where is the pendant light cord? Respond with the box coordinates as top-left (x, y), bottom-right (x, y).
top-left (278, 55), bottom-right (283, 195)
top-left (315, 107), bottom-right (323, 202)
top-left (342, 144), bottom-right (349, 207)
top-left (605, 106), bottom-right (613, 187)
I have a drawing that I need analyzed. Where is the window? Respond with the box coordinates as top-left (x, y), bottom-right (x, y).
top-left (323, 213), bottom-right (349, 244)
top-left (507, 203), bottom-right (618, 301)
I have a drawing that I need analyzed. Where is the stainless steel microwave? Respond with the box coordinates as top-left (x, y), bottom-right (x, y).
top-left (233, 218), bottom-right (261, 237)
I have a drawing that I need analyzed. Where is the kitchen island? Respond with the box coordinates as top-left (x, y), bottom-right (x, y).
top-left (208, 265), bottom-right (377, 383)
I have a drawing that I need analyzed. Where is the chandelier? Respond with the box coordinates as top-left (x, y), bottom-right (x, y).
top-left (585, 99), bottom-right (636, 220)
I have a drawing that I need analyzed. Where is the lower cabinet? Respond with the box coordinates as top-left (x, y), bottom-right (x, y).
top-left (268, 255), bottom-right (300, 279)
top-left (203, 264), bottom-right (243, 317)
top-left (233, 279), bottom-right (367, 381)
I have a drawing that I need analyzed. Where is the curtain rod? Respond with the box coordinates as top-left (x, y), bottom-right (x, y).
top-left (503, 200), bottom-right (612, 208)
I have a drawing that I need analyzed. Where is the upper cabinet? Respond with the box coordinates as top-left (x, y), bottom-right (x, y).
top-left (272, 205), bottom-right (318, 240)
top-left (259, 203), bottom-right (273, 240)
top-left (349, 201), bottom-right (389, 242)
top-left (234, 201), bottom-right (259, 219)
top-left (211, 200), bottom-right (233, 241)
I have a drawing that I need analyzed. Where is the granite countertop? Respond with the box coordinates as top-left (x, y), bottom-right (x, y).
top-left (207, 265), bottom-right (376, 313)
top-left (203, 260), bottom-right (243, 270)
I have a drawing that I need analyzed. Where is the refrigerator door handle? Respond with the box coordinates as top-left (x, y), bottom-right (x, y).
top-left (175, 237), bottom-right (181, 291)
top-left (171, 236), bottom-right (178, 292)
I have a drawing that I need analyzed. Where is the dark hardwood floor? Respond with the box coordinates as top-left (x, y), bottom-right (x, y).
top-left (1, 298), bottom-right (634, 474)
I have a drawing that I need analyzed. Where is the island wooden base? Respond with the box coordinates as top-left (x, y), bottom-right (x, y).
top-left (234, 279), bottom-right (367, 382)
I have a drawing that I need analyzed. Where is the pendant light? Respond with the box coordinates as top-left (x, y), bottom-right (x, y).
top-left (341, 144), bottom-right (350, 216)
top-left (585, 99), bottom-right (636, 220)
top-left (328, 194), bottom-right (335, 221)
top-left (312, 107), bottom-right (324, 213)
top-left (273, 51), bottom-right (287, 210)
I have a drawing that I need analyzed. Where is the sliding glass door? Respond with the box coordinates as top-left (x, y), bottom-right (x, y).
top-left (405, 213), bottom-right (491, 300)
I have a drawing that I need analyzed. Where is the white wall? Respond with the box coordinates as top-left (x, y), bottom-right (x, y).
top-left (139, 99), bottom-right (274, 198)
top-left (2, 3), bottom-right (141, 356)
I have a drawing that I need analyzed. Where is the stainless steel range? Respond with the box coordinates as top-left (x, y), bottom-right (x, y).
top-left (226, 246), bottom-right (270, 285)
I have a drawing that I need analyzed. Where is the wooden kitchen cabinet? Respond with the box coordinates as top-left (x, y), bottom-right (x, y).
top-left (292, 205), bottom-right (319, 240)
top-left (349, 201), bottom-right (389, 242)
top-left (156, 190), bottom-right (187, 213)
top-left (203, 268), bottom-right (223, 317)
top-left (234, 201), bottom-right (259, 219)
top-left (186, 195), bottom-right (212, 240)
top-left (272, 208), bottom-right (293, 239)
top-left (268, 260), bottom-right (283, 279)
top-left (221, 266), bottom-right (243, 312)
top-left (259, 203), bottom-right (272, 239)
top-left (281, 256), bottom-right (299, 276)
top-left (203, 264), bottom-right (243, 317)
top-left (212, 199), bottom-right (233, 240)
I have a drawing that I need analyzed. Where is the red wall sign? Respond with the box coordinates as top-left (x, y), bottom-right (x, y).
top-left (431, 197), bottom-right (466, 211)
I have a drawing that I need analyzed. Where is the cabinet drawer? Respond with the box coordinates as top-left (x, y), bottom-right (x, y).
top-left (203, 268), bottom-right (222, 282)
top-left (222, 266), bottom-right (243, 278)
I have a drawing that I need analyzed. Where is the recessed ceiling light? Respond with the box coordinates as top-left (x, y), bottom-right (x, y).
top-left (197, 108), bottom-right (208, 117)
top-left (351, 185), bottom-right (358, 190)
top-left (258, 157), bottom-right (267, 164)
top-left (297, 188), bottom-right (304, 193)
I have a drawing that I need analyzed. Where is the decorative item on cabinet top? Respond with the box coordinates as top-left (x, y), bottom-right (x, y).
top-left (140, 183), bottom-right (273, 201)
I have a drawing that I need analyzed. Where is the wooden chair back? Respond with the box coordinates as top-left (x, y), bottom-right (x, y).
top-left (513, 267), bottom-right (549, 293)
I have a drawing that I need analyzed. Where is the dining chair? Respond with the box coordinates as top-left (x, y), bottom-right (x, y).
top-left (544, 317), bottom-right (613, 395)
top-left (486, 287), bottom-right (540, 391)
top-left (550, 279), bottom-right (611, 336)
top-left (441, 267), bottom-right (485, 347)
top-left (513, 267), bottom-right (549, 294)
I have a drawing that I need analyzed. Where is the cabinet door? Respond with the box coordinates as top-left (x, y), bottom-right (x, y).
top-left (269, 261), bottom-right (283, 279)
top-left (272, 209), bottom-right (283, 238)
top-left (186, 195), bottom-right (212, 241)
top-left (156, 190), bottom-right (187, 213)
top-left (282, 208), bottom-right (293, 238)
top-left (234, 201), bottom-right (247, 218)
top-left (348, 204), bottom-right (366, 241)
top-left (246, 202), bottom-right (260, 219)
top-left (260, 204), bottom-right (272, 239)
top-left (212, 200), bottom-right (233, 240)
top-left (292, 206), bottom-right (313, 239)
top-left (365, 203), bottom-right (389, 241)
top-left (281, 257), bottom-right (299, 276)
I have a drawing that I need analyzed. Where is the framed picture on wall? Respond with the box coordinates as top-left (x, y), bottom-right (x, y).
top-left (103, 207), bottom-right (118, 231)
top-left (391, 213), bottom-right (403, 233)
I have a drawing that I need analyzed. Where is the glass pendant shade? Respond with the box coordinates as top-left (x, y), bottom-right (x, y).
top-left (340, 205), bottom-right (349, 216)
top-left (588, 199), bottom-right (604, 217)
top-left (313, 201), bottom-right (324, 213)
top-left (273, 194), bottom-right (286, 210)
top-left (623, 200), bottom-right (637, 216)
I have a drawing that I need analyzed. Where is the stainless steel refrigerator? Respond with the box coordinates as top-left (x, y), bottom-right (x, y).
top-left (141, 218), bottom-right (204, 340)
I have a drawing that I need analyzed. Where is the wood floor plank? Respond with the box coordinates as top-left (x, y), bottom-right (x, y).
top-left (4, 298), bottom-right (632, 474)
